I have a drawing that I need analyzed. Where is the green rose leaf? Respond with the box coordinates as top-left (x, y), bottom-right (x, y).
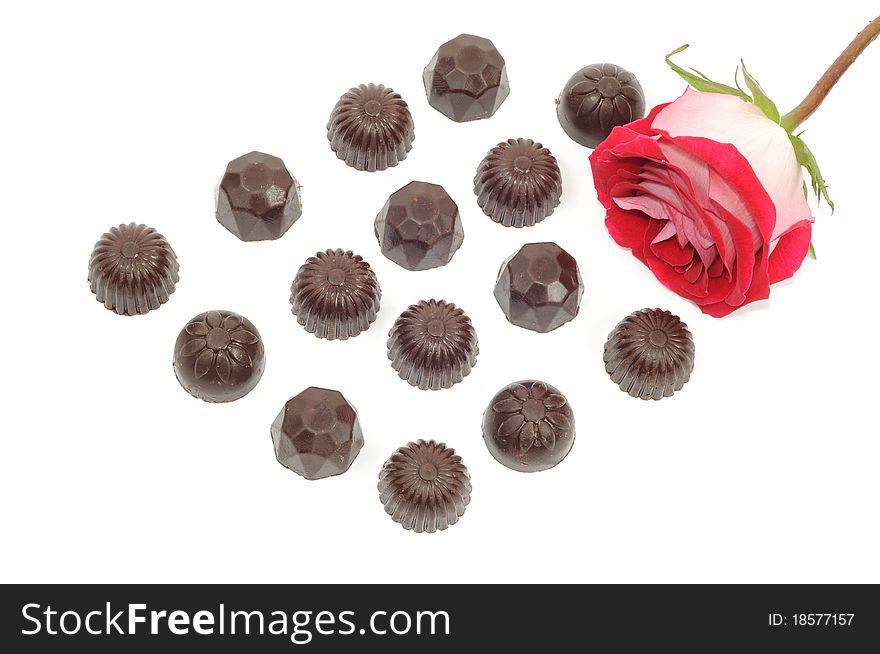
top-left (789, 132), bottom-right (834, 211)
top-left (665, 45), bottom-right (751, 101)
top-left (740, 60), bottom-right (781, 123)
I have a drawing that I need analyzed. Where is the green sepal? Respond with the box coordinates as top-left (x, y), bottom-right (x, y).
top-left (789, 132), bottom-right (834, 211)
top-left (808, 242), bottom-right (817, 260)
top-left (665, 45), bottom-right (751, 101)
top-left (740, 60), bottom-right (781, 123)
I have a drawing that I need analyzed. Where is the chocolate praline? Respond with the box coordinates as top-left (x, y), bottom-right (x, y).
top-left (423, 34), bottom-right (510, 122)
top-left (173, 310), bottom-right (265, 403)
top-left (327, 83), bottom-right (414, 172)
top-left (378, 439), bottom-right (471, 533)
top-left (494, 242), bottom-right (584, 333)
top-left (557, 63), bottom-right (646, 148)
top-left (290, 249), bottom-right (380, 340)
top-left (374, 181), bottom-right (464, 271)
top-left (482, 381), bottom-right (575, 472)
top-left (215, 151), bottom-right (302, 241)
top-left (603, 308), bottom-right (695, 400)
top-left (474, 138), bottom-right (562, 227)
top-left (88, 223), bottom-right (179, 316)
top-left (270, 387), bottom-right (364, 480)
top-left (387, 299), bottom-right (478, 390)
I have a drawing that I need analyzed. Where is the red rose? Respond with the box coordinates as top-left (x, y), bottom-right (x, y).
top-left (590, 88), bottom-right (814, 317)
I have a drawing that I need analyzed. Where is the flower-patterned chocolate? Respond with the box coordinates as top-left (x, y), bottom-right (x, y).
top-left (173, 310), bottom-right (265, 403)
top-left (482, 380), bottom-right (576, 472)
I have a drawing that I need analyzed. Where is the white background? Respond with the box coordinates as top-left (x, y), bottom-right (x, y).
top-left (2, 0), bottom-right (878, 584)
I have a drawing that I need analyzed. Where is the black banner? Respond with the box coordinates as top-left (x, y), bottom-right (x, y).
top-left (1, 584), bottom-right (876, 651)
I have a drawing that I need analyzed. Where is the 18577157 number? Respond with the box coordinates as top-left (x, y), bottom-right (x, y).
top-left (792, 614), bottom-right (854, 626)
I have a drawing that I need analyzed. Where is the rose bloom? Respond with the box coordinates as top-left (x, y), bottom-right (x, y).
top-left (590, 87), bottom-right (814, 317)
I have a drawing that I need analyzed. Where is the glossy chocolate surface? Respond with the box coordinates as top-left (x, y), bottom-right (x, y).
top-left (173, 310), bottom-right (265, 403)
top-left (290, 249), bottom-right (380, 340)
top-left (474, 138), bottom-right (562, 227)
top-left (494, 242), bottom-right (583, 333)
top-left (327, 83), bottom-right (414, 172)
top-left (216, 151), bottom-right (302, 241)
top-left (271, 387), bottom-right (364, 480)
top-left (557, 63), bottom-right (646, 148)
top-left (378, 439), bottom-right (471, 533)
top-left (375, 181), bottom-right (464, 271)
top-left (604, 308), bottom-right (694, 400)
top-left (387, 299), bottom-right (478, 390)
top-left (423, 34), bottom-right (509, 122)
top-left (88, 223), bottom-right (179, 316)
top-left (482, 381), bottom-right (575, 472)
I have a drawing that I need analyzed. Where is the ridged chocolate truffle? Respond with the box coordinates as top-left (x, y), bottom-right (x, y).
top-left (378, 439), bottom-right (471, 533)
top-left (474, 138), bottom-right (562, 227)
top-left (482, 381), bottom-right (575, 473)
top-left (557, 63), bottom-right (646, 148)
top-left (215, 151), bottom-right (302, 241)
top-left (423, 34), bottom-right (509, 122)
top-left (494, 242), bottom-right (584, 333)
top-left (603, 308), bottom-right (695, 400)
top-left (88, 223), bottom-right (179, 316)
top-left (173, 310), bottom-right (265, 403)
top-left (374, 181), bottom-right (464, 271)
top-left (271, 387), bottom-right (364, 480)
top-left (326, 83), bottom-right (414, 172)
top-left (387, 299), bottom-right (478, 391)
top-left (290, 249), bottom-right (380, 340)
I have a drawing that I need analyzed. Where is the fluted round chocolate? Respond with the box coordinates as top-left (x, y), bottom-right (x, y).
top-left (88, 223), bottom-right (179, 316)
top-left (378, 439), bottom-right (471, 533)
top-left (603, 308), bottom-right (694, 400)
top-left (482, 381), bottom-right (575, 472)
top-left (327, 83), bottom-right (414, 172)
top-left (290, 249), bottom-right (380, 340)
top-left (474, 138), bottom-right (562, 227)
top-left (173, 310), bottom-right (266, 403)
top-left (557, 63), bottom-right (646, 148)
top-left (387, 300), bottom-right (478, 390)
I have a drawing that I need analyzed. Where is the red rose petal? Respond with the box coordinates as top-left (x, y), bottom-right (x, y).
top-left (768, 220), bottom-right (812, 284)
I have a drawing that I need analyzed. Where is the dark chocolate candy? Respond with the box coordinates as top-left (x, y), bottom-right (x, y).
top-left (290, 249), bottom-right (380, 340)
top-left (603, 308), bottom-right (694, 400)
top-left (374, 181), bottom-right (464, 271)
top-left (216, 151), bottom-right (302, 241)
top-left (423, 34), bottom-right (509, 122)
top-left (327, 83), bottom-right (414, 172)
top-left (88, 223), bottom-right (179, 316)
top-left (557, 63), bottom-right (646, 148)
top-left (378, 439), bottom-right (471, 533)
top-left (482, 381), bottom-right (575, 472)
top-left (270, 387), bottom-right (364, 480)
top-left (387, 299), bottom-right (478, 390)
top-left (173, 310), bottom-right (265, 403)
top-left (493, 242), bottom-right (583, 333)
top-left (474, 138), bottom-right (562, 227)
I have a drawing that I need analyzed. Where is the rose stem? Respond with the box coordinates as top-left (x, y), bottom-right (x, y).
top-left (781, 15), bottom-right (880, 132)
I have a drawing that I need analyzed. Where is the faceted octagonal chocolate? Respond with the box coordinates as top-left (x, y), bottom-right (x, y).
top-left (216, 151), bottom-right (302, 241)
top-left (375, 181), bottom-right (464, 271)
top-left (270, 387), bottom-right (364, 480)
top-left (494, 242), bottom-right (584, 333)
top-left (423, 34), bottom-right (510, 122)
